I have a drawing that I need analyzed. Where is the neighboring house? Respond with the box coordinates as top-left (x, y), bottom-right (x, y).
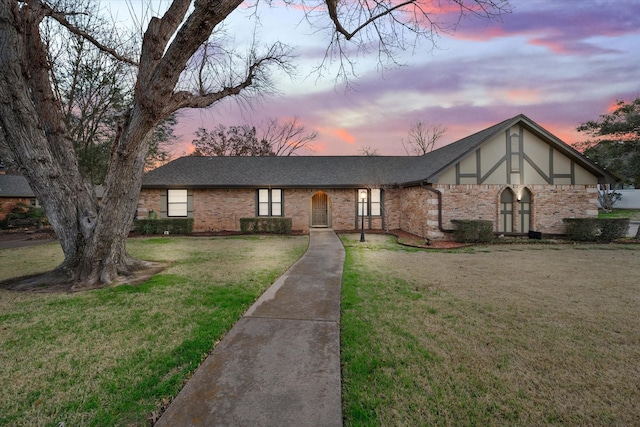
top-left (0, 167), bottom-right (105, 221)
top-left (138, 114), bottom-right (616, 239)
top-left (0, 172), bottom-right (36, 221)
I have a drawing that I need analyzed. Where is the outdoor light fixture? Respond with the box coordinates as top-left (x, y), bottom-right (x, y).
top-left (359, 189), bottom-right (367, 242)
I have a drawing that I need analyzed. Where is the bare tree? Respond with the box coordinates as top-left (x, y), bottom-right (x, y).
top-left (402, 120), bottom-right (447, 155)
top-left (360, 146), bottom-right (380, 156)
top-left (597, 183), bottom-right (622, 213)
top-left (192, 125), bottom-right (267, 156)
top-left (191, 117), bottom-right (318, 156)
top-left (192, 117), bottom-right (316, 156)
top-left (0, 0), bottom-right (509, 289)
top-left (261, 117), bottom-right (317, 156)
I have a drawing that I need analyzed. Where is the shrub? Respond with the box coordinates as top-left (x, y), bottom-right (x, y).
top-left (599, 218), bottom-right (630, 242)
top-left (451, 219), bottom-right (494, 243)
top-left (562, 218), bottom-right (597, 242)
top-left (240, 218), bottom-right (292, 234)
top-left (2, 203), bottom-right (47, 229)
top-left (133, 218), bottom-right (194, 235)
top-left (563, 218), bottom-right (629, 242)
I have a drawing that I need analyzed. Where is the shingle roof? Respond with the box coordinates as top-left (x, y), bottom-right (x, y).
top-left (0, 174), bottom-right (35, 197)
top-left (143, 156), bottom-right (416, 188)
top-left (142, 115), bottom-right (616, 188)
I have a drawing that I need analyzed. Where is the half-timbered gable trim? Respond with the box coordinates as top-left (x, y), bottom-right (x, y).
top-left (433, 120), bottom-right (603, 187)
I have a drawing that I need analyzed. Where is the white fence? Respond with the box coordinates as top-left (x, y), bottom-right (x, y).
top-left (616, 190), bottom-right (640, 209)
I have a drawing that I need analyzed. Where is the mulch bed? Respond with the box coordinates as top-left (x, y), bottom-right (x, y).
top-left (334, 228), bottom-right (468, 249)
top-left (386, 229), bottom-right (469, 249)
top-left (0, 228), bottom-right (57, 242)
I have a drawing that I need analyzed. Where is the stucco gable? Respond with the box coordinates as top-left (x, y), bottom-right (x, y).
top-left (422, 114), bottom-right (616, 185)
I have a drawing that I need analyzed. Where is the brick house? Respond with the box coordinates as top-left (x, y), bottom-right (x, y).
top-left (138, 115), bottom-right (616, 239)
top-left (0, 171), bottom-right (36, 221)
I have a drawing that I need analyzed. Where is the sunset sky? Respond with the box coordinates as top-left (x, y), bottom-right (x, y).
top-left (105, 0), bottom-right (640, 156)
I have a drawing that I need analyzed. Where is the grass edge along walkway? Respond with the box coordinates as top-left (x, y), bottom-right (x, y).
top-left (0, 235), bottom-right (308, 426)
top-left (339, 234), bottom-right (640, 426)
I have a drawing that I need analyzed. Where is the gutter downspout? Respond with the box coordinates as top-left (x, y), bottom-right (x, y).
top-left (420, 181), bottom-right (454, 233)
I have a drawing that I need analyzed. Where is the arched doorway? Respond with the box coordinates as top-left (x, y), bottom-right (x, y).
top-left (311, 192), bottom-right (330, 227)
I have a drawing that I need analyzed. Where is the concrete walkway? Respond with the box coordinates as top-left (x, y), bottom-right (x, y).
top-left (156, 229), bottom-right (345, 427)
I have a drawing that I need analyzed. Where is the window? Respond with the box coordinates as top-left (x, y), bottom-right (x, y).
top-left (258, 188), bottom-right (283, 217)
top-left (519, 188), bottom-right (532, 233)
top-left (167, 189), bottom-right (188, 217)
top-left (499, 189), bottom-right (514, 233)
top-left (370, 189), bottom-right (381, 216)
top-left (357, 188), bottom-right (382, 216)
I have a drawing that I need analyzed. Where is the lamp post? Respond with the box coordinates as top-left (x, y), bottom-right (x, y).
top-left (359, 189), bottom-right (367, 242)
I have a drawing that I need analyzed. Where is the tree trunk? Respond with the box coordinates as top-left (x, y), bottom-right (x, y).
top-left (2, 0), bottom-right (261, 289)
top-left (0, 2), bottom-right (152, 289)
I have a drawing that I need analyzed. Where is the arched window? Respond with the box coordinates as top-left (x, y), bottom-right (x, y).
top-left (518, 188), bottom-right (532, 233)
top-left (499, 188), bottom-right (514, 233)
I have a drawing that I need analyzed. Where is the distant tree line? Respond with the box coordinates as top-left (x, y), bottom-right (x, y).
top-left (191, 117), bottom-right (317, 156)
top-left (578, 97), bottom-right (640, 188)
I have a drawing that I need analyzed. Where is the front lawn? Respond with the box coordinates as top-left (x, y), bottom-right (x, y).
top-left (0, 235), bottom-right (308, 426)
top-left (340, 234), bottom-right (640, 426)
top-left (599, 208), bottom-right (640, 220)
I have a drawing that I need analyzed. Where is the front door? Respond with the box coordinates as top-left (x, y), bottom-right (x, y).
top-left (311, 192), bottom-right (329, 227)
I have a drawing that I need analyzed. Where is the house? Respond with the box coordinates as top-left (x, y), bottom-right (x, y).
top-left (0, 164), bottom-right (106, 222)
top-left (138, 114), bottom-right (616, 239)
top-left (0, 169), bottom-right (36, 221)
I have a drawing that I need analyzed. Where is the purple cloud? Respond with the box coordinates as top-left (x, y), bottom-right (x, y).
top-left (449, 0), bottom-right (640, 55)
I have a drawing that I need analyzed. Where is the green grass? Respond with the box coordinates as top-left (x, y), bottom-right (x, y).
top-left (340, 234), bottom-right (640, 426)
top-left (0, 235), bottom-right (308, 426)
top-left (598, 208), bottom-right (640, 219)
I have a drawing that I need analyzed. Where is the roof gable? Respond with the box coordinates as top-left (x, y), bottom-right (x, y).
top-left (416, 114), bottom-right (616, 184)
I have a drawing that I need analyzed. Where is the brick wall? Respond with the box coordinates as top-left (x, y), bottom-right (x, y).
top-left (396, 184), bottom-right (598, 239)
top-left (192, 189), bottom-right (254, 231)
top-left (138, 187), bottom-right (387, 232)
top-left (138, 183), bottom-right (598, 236)
top-left (136, 189), bottom-right (163, 220)
top-left (398, 186), bottom-right (435, 238)
top-left (0, 197), bottom-right (31, 220)
top-left (526, 184), bottom-right (599, 233)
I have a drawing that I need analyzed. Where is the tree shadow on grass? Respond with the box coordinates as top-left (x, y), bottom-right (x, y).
top-left (0, 262), bottom-right (169, 293)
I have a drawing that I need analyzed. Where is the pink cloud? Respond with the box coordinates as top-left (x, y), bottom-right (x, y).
top-left (323, 127), bottom-right (357, 145)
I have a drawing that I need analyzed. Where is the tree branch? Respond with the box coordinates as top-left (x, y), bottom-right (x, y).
top-left (41, 2), bottom-right (138, 66)
top-left (325, 0), bottom-right (418, 41)
top-left (164, 42), bottom-right (294, 114)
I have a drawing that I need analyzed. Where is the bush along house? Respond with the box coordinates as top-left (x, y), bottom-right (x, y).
top-left (137, 115), bottom-right (616, 239)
